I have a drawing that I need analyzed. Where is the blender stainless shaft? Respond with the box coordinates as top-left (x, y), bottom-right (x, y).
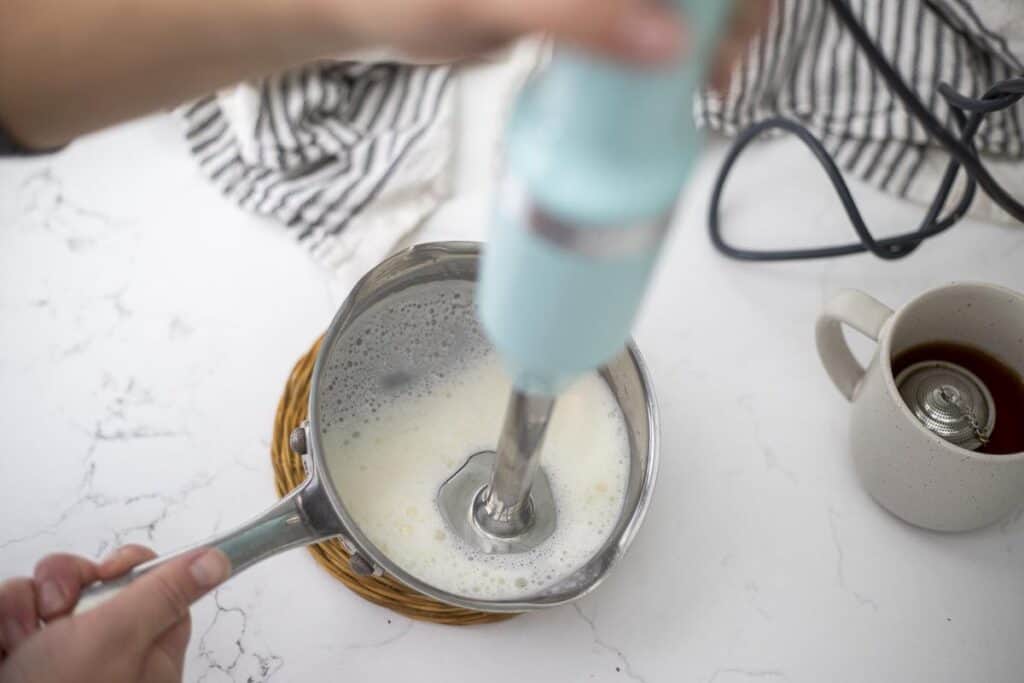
top-left (474, 390), bottom-right (555, 537)
top-left (437, 389), bottom-right (558, 554)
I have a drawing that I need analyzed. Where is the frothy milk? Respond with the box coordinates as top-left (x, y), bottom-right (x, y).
top-left (321, 353), bottom-right (630, 600)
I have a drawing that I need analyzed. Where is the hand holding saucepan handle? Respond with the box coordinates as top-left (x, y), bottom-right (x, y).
top-left (75, 470), bottom-right (339, 615)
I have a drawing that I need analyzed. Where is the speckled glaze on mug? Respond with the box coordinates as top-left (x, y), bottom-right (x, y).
top-left (817, 283), bottom-right (1024, 532)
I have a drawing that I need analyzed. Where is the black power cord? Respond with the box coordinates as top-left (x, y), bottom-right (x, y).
top-left (708, 0), bottom-right (1024, 261)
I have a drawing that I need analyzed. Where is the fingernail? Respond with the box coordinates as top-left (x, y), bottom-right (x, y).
top-left (38, 580), bottom-right (66, 616)
top-left (620, 9), bottom-right (685, 60)
top-left (189, 550), bottom-right (230, 589)
top-left (4, 618), bottom-right (26, 647)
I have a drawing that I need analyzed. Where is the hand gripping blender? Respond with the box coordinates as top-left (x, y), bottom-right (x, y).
top-left (439, 0), bottom-right (733, 553)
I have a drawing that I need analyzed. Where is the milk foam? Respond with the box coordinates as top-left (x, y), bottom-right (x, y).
top-left (317, 283), bottom-right (630, 600)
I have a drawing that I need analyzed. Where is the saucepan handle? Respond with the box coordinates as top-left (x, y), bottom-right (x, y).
top-left (75, 468), bottom-right (339, 614)
top-left (815, 289), bottom-right (894, 401)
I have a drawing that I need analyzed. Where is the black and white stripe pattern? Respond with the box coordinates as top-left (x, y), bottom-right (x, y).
top-left (184, 62), bottom-right (452, 257)
top-left (702, 0), bottom-right (1024, 203)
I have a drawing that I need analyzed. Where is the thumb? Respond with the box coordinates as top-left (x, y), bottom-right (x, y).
top-left (99, 548), bottom-right (231, 645)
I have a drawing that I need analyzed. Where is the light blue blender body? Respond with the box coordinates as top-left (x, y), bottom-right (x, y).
top-left (479, 0), bottom-right (733, 394)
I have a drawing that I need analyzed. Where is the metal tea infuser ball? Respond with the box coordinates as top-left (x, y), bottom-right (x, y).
top-left (896, 361), bottom-right (996, 451)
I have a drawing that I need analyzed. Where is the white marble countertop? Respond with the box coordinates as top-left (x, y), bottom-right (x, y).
top-left (3, 63), bottom-right (1024, 683)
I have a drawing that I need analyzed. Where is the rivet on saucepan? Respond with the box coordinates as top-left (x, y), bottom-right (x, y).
top-left (289, 426), bottom-right (308, 455)
top-left (349, 553), bottom-right (378, 576)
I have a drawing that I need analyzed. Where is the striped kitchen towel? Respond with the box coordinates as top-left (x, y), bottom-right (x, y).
top-left (183, 62), bottom-right (453, 269)
top-left (703, 0), bottom-right (1024, 225)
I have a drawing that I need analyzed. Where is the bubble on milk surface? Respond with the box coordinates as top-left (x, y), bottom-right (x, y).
top-left (316, 280), bottom-right (631, 600)
top-left (318, 280), bottom-right (487, 432)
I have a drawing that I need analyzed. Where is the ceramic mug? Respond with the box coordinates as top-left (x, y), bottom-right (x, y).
top-left (816, 282), bottom-right (1024, 532)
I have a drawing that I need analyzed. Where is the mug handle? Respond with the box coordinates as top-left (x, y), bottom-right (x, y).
top-left (816, 290), bottom-right (894, 401)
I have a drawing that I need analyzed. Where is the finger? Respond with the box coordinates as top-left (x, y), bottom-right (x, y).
top-left (156, 615), bottom-right (192, 662)
top-left (148, 616), bottom-right (191, 680)
top-left (731, 0), bottom-right (775, 42)
top-left (32, 553), bottom-right (100, 620)
top-left (484, 0), bottom-right (687, 64)
top-left (0, 578), bottom-right (39, 653)
top-left (97, 544), bottom-right (158, 580)
top-left (97, 548), bottom-right (230, 646)
top-left (711, 0), bottom-right (775, 90)
top-left (710, 37), bottom-right (746, 91)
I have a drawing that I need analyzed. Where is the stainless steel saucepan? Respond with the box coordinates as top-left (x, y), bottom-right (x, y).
top-left (77, 241), bottom-right (659, 613)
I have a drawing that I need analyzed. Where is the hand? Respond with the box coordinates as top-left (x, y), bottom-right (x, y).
top-left (0, 546), bottom-right (230, 683)
top-left (323, 0), bottom-right (775, 68)
top-left (0, 0), bottom-right (773, 148)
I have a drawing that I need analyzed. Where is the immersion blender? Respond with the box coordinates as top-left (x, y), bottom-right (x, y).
top-left (439, 0), bottom-right (733, 552)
